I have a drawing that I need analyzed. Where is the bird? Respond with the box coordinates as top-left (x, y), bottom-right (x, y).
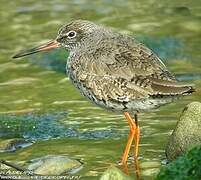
top-left (13, 20), bottom-right (195, 164)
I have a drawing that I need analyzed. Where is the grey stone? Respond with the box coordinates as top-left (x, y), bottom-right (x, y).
top-left (27, 155), bottom-right (82, 175)
top-left (0, 138), bottom-right (32, 152)
top-left (166, 102), bottom-right (201, 161)
top-left (141, 168), bottom-right (160, 177)
top-left (100, 166), bottom-right (132, 180)
top-left (140, 161), bottom-right (161, 169)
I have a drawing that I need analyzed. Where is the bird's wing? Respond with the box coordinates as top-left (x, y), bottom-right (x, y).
top-left (74, 37), bottom-right (193, 102)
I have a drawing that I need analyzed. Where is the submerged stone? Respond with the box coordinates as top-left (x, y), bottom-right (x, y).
top-left (100, 166), bottom-right (132, 180)
top-left (141, 168), bottom-right (160, 177)
top-left (27, 155), bottom-right (82, 175)
top-left (140, 161), bottom-right (161, 169)
top-left (0, 138), bottom-right (32, 152)
top-left (166, 102), bottom-right (201, 161)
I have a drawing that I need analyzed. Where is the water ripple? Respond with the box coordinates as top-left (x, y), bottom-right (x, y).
top-left (0, 112), bottom-right (118, 141)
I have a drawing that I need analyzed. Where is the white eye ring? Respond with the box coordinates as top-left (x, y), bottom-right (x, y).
top-left (67, 31), bottom-right (77, 39)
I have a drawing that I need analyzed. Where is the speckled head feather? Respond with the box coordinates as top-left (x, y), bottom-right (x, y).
top-left (58, 20), bottom-right (99, 34)
top-left (56, 20), bottom-right (103, 50)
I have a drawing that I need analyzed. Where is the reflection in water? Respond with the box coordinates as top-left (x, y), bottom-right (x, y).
top-left (133, 159), bottom-right (141, 180)
top-left (0, 113), bottom-right (118, 140)
top-left (121, 163), bottom-right (129, 176)
top-left (119, 159), bottom-right (141, 180)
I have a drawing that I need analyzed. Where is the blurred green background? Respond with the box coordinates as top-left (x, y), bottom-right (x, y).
top-left (0, 0), bottom-right (201, 179)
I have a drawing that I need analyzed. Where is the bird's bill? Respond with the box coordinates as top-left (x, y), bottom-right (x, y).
top-left (12, 40), bottom-right (60, 59)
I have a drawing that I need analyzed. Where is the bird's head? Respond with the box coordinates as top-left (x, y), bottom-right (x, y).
top-left (13, 20), bottom-right (101, 58)
top-left (56, 20), bottom-right (100, 50)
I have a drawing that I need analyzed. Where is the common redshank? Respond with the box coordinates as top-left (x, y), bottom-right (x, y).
top-left (13, 20), bottom-right (194, 164)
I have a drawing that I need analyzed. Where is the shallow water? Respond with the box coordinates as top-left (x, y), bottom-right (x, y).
top-left (0, 0), bottom-right (201, 179)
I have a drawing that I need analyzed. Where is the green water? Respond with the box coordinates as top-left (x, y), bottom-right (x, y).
top-left (0, 0), bottom-right (201, 179)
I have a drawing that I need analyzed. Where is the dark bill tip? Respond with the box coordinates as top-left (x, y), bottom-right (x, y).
top-left (12, 48), bottom-right (40, 59)
top-left (12, 40), bottom-right (60, 59)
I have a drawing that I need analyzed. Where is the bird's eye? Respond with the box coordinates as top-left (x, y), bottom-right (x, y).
top-left (67, 31), bottom-right (76, 38)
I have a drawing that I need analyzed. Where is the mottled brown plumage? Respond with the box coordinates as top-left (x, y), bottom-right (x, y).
top-left (13, 20), bottom-right (195, 164)
top-left (54, 20), bottom-right (194, 113)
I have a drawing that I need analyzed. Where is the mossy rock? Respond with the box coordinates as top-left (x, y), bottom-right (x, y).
top-left (100, 166), bottom-right (132, 180)
top-left (166, 102), bottom-right (201, 161)
top-left (157, 145), bottom-right (201, 180)
top-left (0, 138), bottom-right (32, 152)
top-left (27, 155), bottom-right (82, 175)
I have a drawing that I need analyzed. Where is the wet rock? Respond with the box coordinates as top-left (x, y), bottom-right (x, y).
top-left (140, 161), bottom-right (161, 169)
top-left (0, 138), bottom-right (32, 152)
top-left (141, 168), bottom-right (160, 177)
top-left (27, 155), bottom-right (82, 175)
top-left (140, 161), bottom-right (160, 178)
top-left (100, 166), bottom-right (132, 180)
top-left (166, 102), bottom-right (201, 161)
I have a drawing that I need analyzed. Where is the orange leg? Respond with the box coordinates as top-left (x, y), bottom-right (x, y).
top-left (121, 128), bottom-right (135, 164)
top-left (121, 112), bottom-right (136, 164)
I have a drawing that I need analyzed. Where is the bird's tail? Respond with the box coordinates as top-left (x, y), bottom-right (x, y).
top-left (182, 85), bottom-right (195, 95)
top-left (150, 78), bottom-right (195, 96)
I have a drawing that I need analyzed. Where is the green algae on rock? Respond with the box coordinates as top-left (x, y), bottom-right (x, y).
top-left (166, 102), bottom-right (201, 161)
top-left (100, 166), bottom-right (132, 180)
top-left (27, 155), bottom-right (82, 175)
top-left (0, 138), bottom-right (32, 152)
top-left (157, 145), bottom-right (201, 180)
